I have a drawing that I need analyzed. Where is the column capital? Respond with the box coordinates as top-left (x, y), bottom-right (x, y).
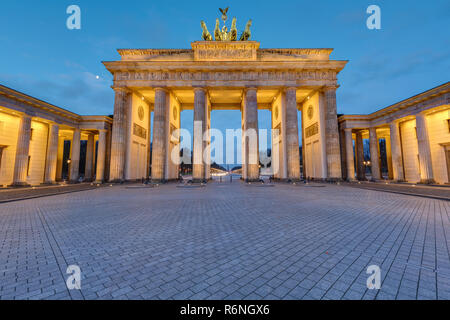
top-left (389, 119), bottom-right (402, 126)
top-left (18, 113), bottom-right (33, 120)
top-left (193, 87), bottom-right (207, 93)
top-left (416, 111), bottom-right (429, 118)
top-left (111, 86), bottom-right (131, 94)
top-left (154, 87), bottom-right (169, 93)
top-left (344, 128), bottom-right (353, 133)
top-left (82, 130), bottom-right (95, 137)
top-left (243, 87), bottom-right (258, 93)
top-left (284, 87), bottom-right (298, 93)
top-left (322, 85), bottom-right (340, 92)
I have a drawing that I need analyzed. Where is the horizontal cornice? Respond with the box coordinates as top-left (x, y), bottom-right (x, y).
top-left (103, 60), bottom-right (348, 72)
top-left (339, 82), bottom-right (450, 124)
top-left (0, 84), bottom-right (112, 125)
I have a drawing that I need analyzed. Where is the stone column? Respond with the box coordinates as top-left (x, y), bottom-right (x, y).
top-left (301, 105), bottom-right (306, 179)
top-left (369, 127), bottom-right (381, 180)
top-left (344, 129), bottom-right (356, 181)
top-left (323, 86), bottom-right (342, 180)
top-left (109, 88), bottom-right (130, 182)
top-left (11, 114), bottom-right (32, 186)
top-left (416, 113), bottom-right (435, 184)
top-left (151, 88), bottom-right (168, 182)
top-left (85, 133), bottom-right (95, 181)
top-left (389, 121), bottom-right (404, 181)
top-left (104, 129), bottom-right (112, 182)
top-left (147, 110), bottom-right (152, 179)
top-left (56, 136), bottom-right (64, 181)
top-left (69, 128), bottom-right (81, 183)
top-left (285, 88), bottom-right (301, 180)
top-left (204, 96), bottom-right (211, 180)
top-left (193, 88), bottom-right (206, 182)
top-left (44, 124), bottom-right (59, 184)
top-left (355, 131), bottom-right (366, 180)
top-left (244, 88), bottom-right (259, 181)
top-left (95, 130), bottom-right (107, 183)
top-left (339, 129), bottom-right (347, 180)
top-left (385, 134), bottom-right (393, 180)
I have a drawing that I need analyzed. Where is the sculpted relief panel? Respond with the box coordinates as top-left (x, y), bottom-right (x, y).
top-left (192, 42), bottom-right (259, 61)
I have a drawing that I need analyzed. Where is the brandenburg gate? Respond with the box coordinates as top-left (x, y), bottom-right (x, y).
top-left (102, 12), bottom-right (347, 183)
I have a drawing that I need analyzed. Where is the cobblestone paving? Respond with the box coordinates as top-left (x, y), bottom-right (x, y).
top-left (0, 182), bottom-right (449, 300)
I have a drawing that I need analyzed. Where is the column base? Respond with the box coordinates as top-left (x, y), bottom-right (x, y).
top-left (326, 178), bottom-right (344, 183)
top-left (419, 179), bottom-right (436, 185)
top-left (151, 179), bottom-right (167, 184)
top-left (41, 182), bottom-right (58, 186)
top-left (8, 182), bottom-right (31, 188)
top-left (245, 178), bottom-right (263, 183)
top-left (191, 179), bottom-right (207, 184)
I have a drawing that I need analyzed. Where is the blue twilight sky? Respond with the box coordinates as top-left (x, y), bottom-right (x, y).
top-left (0, 0), bottom-right (449, 163)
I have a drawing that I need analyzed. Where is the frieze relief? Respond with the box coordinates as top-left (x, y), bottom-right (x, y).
top-left (192, 41), bottom-right (259, 61)
top-left (115, 70), bottom-right (337, 82)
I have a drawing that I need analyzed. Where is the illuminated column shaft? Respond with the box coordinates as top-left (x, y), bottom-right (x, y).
top-left (369, 127), bottom-right (381, 180)
top-left (95, 130), bottom-right (107, 183)
top-left (244, 88), bottom-right (259, 181)
top-left (12, 114), bottom-right (32, 186)
top-left (344, 129), bottom-right (355, 181)
top-left (56, 136), bottom-right (64, 181)
top-left (301, 105), bottom-right (306, 179)
top-left (193, 88), bottom-right (206, 181)
top-left (151, 88), bottom-right (168, 181)
top-left (109, 88), bottom-right (130, 182)
top-left (385, 136), bottom-right (393, 180)
top-left (85, 133), bottom-right (95, 181)
top-left (147, 110), bottom-right (152, 178)
top-left (416, 113), bottom-right (434, 184)
top-left (389, 122), bottom-right (404, 181)
top-left (324, 86), bottom-right (342, 180)
top-left (44, 124), bottom-right (59, 184)
top-left (355, 131), bottom-right (365, 180)
top-left (285, 88), bottom-right (301, 180)
top-left (69, 128), bottom-right (81, 183)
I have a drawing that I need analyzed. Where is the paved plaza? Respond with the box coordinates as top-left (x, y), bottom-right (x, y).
top-left (0, 181), bottom-right (449, 300)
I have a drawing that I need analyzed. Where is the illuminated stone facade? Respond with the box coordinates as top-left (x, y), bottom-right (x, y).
top-left (339, 82), bottom-right (450, 184)
top-left (0, 85), bottom-right (112, 186)
top-left (103, 41), bottom-right (348, 182)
